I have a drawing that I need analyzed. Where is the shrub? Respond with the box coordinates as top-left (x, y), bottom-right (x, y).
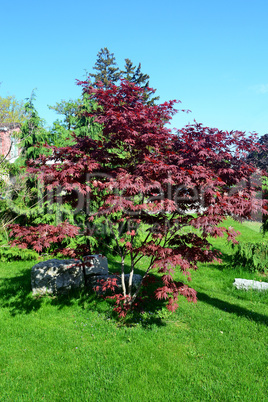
top-left (0, 245), bottom-right (39, 262)
top-left (232, 241), bottom-right (268, 273)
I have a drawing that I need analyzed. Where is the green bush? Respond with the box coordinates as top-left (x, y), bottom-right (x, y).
top-left (0, 244), bottom-right (39, 262)
top-left (232, 241), bottom-right (268, 273)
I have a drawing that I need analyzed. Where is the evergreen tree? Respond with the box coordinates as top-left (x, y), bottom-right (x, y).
top-left (74, 94), bottom-right (103, 140)
top-left (121, 58), bottom-right (159, 105)
top-left (19, 95), bottom-right (52, 161)
top-left (88, 48), bottom-right (158, 103)
top-left (48, 49), bottom-right (159, 148)
top-left (247, 133), bottom-right (268, 171)
top-left (246, 134), bottom-right (268, 233)
top-left (88, 47), bottom-right (120, 88)
top-left (49, 95), bottom-right (102, 142)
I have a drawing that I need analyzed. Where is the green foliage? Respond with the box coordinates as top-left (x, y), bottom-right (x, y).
top-left (0, 162), bottom-right (44, 227)
top-left (48, 98), bottom-right (82, 130)
top-left (88, 48), bottom-right (159, 104)
top-left (88, 47), bottom-right (121, 88)
top-left (48, 94), bottom-right (102, 144)
top-left (232, 241), bottom-right (268, 273)
top-left (18, 95), bottom-right (53, 161)
top-left (122, 58), bottom-right (150, 83)
top-left (0, 245), bottom-right (38, 261)
top-left (121, 58), bottom-right (160, 104)
top-left (0, 157), bottom-right (11, 193)
top-left (262, 176), bottom-right (268, 233)
top-left (0, 159), bottom-right (34, 237)
top-left (0, 95), bottom-right (26, 125)
top-left (48, 121), bottom-right (75, 147)
top-left (74, 94), bottom-right (103, 139)
top-left (247, 133), bottom-right (268, 171)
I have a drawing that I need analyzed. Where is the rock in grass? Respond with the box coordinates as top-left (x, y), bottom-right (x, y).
top-left (31, 259), bottom-right (84, 296)
top-left (31, 255), bottom-right (142, 297)
top-left (83, 254), bottom-right (109, 278)
top-left (233, 278), bottom-right (268, 291)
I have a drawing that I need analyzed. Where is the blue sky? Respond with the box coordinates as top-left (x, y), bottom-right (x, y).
top-left (1, 0), bottom-right (267, 137)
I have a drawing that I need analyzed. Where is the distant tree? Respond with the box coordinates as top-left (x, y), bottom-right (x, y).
top-left (247, 133), bottom-right (268, 171)
top-left (121, 58), bottom-right (150, 84)
top-left (48, 99), bottom-right (81, 130)
top-left (48, 49), bottom-right (159, 147)
top-left (246, 133), bottom-right (268, 233)
top-left (19, 96), bottom-right (52, 161)
top-left (49, 94), bottom-right (103, 143)
top-left (88, 48), bottom-right (159, 104)
top-left (88, 47), bottom-right (121, 88)
top-left (0, 95), bottom-right (26, 125)
top-left (121, 58), bottom-right (159, 104)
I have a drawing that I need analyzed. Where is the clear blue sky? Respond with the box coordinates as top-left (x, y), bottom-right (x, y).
top-left (1, 0), bottom-right (267, 137)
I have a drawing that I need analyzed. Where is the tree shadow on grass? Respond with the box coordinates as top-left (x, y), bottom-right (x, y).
top-left (207, 245), bottom-right (256, 274)
top-left (197, 290), bottom-right (268, 326)
top-left (0, 268), bottom-right (42, 316)
top-left (209, 247), bottom-right (235, 271)
top-left (0, 264), bottom-right (168, 328)
top-left (50, 276), bottom-right (169, 329)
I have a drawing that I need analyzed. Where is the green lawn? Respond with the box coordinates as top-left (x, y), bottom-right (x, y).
top-left (0, 218), bottom-right (267, 401)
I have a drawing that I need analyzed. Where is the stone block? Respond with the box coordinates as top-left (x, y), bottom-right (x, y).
top-left (83, 254), bottom-right (109, 277)
top-left (31, 259), bottom-right (84, 296)
top-left (233, 278), bottom-right (268, 291)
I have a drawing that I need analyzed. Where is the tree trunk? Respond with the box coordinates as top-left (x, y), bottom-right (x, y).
top-left (121, 255), bottom-right (126, 298)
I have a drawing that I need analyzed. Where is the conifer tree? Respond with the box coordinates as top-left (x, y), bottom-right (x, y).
top-left (88, 47), bottom-right (120, 88)
top-left (247, 133), bottom-right (268, 171)
top-left (121, 58), bottom-right (159, 105)
top-left (88, 48), bottom-right (159, 104)
top-left (19, 95), bottom-right (52, 161)
top-left (246, 134), bottom-right (268, 233)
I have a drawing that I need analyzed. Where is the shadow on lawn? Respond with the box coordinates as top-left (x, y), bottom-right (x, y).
top-left (0, 263), bottom-right (167, 328)
top-left (1, 261), bottom-right (267, 328)
top-left (0, 268), bottom-right (42, 316)
top-left (209, 247), bottom-right (235, 271)
top-left (49, 271), bottom-right (169, 329)
top-left (197, 291), bottom-right (268, 326)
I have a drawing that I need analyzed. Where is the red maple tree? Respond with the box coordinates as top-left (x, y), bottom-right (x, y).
top-left (9, 79), bottom-right (265, 316)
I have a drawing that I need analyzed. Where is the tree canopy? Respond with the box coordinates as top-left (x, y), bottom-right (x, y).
top-left (88, 47), bottom-right (159, 104)
top-left (0, 95), bottom-right (26, 125)
top-left (247, 133), bottom-right (268, 171)
top-left (88, 47), bottom-right (121, 88)
top-left (18, 98), bottom-right (52, 161)
top-left (9, 79), bottom-right (265, 316)
top-left (48, 99), bottom-right (82, 130)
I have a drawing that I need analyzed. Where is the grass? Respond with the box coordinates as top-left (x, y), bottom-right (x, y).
top-left (0, 219), bottom-right (267, 401)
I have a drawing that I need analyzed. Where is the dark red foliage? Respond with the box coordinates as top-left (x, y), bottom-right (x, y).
top-left (10, 79), bottom-right (266, 316)
top-left (94, 276), bottom-right (119, 294)
top-left (9, 221), bottom-right (79, 254)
